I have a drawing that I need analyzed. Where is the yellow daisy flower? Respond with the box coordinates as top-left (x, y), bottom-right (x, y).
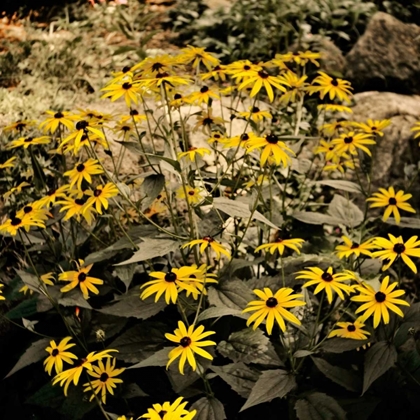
top-left (353, 119), bottom-right (391, 137)
top-left (59, 260), bottom-right (104, 299)
top-left (165, 321), bottom-right (216, 375)
top-left (2, 119), bottom-right (36, 133)
top-left (335, 236), bottom-right (376, 259)
top-left (139, 396), bottom-right (197, 420)
top-left (185, 85), bottom-right (219, 105)
top-left (201, 64), bottom-right (228, 82)
top-left (366, 186), bottom-right (415, 224)
top-left (8, 135), bottom-right (50, 149)
top-left (64, 158), bottom-right (104, 190)
top-left (83, 358), bottom-right (125, 403)
top-left (331, 131), bottom-right (376, 156)
top-left (328, 319), bottom-right (370, 340)
top-left (255, 237), bottom-right (305, 255)
top-left (52, 349), bottom-right (117, 396)
top-left (37, 185), bottom-right (69, 208)
top-left (411, 121), bottom-right (420, 142)
top-left (308, 71), bottom-right (353, 102)
top-left (39, 111), bottom-right (78, 133)
top-left (84, 182), bottom-right (119, 214)
top-left (277, 71), bottom-right (309, 104)
top-left (296, 267), bottom-right (354, 304)
top-left (246, 133), bottom-right (295, 167)
top-left (320, 120), bottom-right (353, 137)
top-left (179, 45), bottom-right (220, 71)
top-left (44, 337), bottom-right (78, 375)
top-left (183, 236), bottom-right (231, 259)
top-left (3, 181), bottom-right (30, 199)
top-left (372, 234), bottom-right (420, 273)
top-left (238, 106), bottom-right (272, 122)
top-left (317, 104), bottom-right (353, 114)
top-left (351, 276), bottom-right (409, 328)
top-left (0, 213), bottom-right (45, 236)
top-left (184, 264), bottom-right (218, 300)
top-left (225, 60), bottom-right (262, 81)
top-left (140, 266), bottom-right (202, 304)
top-left (101, 79), bottom-right (141, 107)
top-left (178, 147), bottom-right (211, 162)
top-left (176, 185), bottom-right (206, 205)
top-left (60, 120), bottom-right (105, 151)
top-left (274, 50), bottom-right (321, 67)
top-left (0, 157), bottom-right (17, 170)
top-left (243, 287), bottom-right (305, 335)
top-left (194, 108), bottom-right (226, 132)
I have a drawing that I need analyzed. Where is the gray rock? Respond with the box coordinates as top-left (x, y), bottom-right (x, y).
top-left (351, 91), bottom-right (420, 188)
top-left (345, 12), bottom-right (420, 95)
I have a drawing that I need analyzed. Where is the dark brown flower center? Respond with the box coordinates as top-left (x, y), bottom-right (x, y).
top-left (371, 126), bottom-right (377, 131)
top-left (321, 271), bottom-right (333, 282)
top-left (156, 72), bottom-right (169, 79)
top-left (76, 120), bottom-right (88, 130)
top-left (94, 189), bottom-right (102, 197)
top-left (23, 206), bottom-right (33, 214)
top-left (130, 109), bottom-right (139, 116)
top-left (54, 112), bottom-right (64, 119)
top-left (388, 197), bottom-right (397, 205)
top-left (351, 242), bottom-right (359, 249)
top-left (75, 198), bottom-right (86, 206)
top-left (258, 70), bottom-right (269, 79)
top-left (151, 62), bottom-right (164, 72)
top-left (266, 134), bottom-right (278, 144)
top-left (393, 243), bottom-right (406, 254)
top-left (76, 164), bottom-right (85, 172)
top-left (344, 136), bottom-right (353, 144)
top-left (331, 79), bottom-right (338, 87)
top-left (200, 86), bottom-right (209, 93)
top-left (188, 190), bottom-right (195, 196)
top-left (52, 348), bottom-right (59, 356)
top-left (121, 126), bottom-right (130, 132)
top-left (240, 133), bottom-right (249, 141)
top-left (47, 189), bottom-right (56, 196)
top-left (174, 93), bottom-right (182, 100)
top-left (202, 117), bottom-right (213, 126)
top-left (375, 291), bottom-right (386, 302)
top-left (11, 217), bottom-right (22, 226)
top-left (180, 337), bottom-right (191, 347)
top-left (266, 297), bottom-right (278, 308)
top-left (347, 324), bottom-right (356, 332)
top-left (122, 66), bottom-right (131, 73)
top-left (100, 373), bottom-right (109, 382)
top-left (243, 65), bottom-right (251, 70)
top-left (24, 137), bottom-right (33, 143)
top-left (78, 272), bottom-right (87, 282)
top-left (122, 82), bottom-right (132, 90)
top-left (16, 123), bottom-right (26, 131)
top-left (203, 236), bottom-right (214, 242)
top-left (251, 106), bottom-right (260, 113)
top-left (157, 411), bottom-right (167, 418)
top-left (165, 272), bottom-right (177, 282)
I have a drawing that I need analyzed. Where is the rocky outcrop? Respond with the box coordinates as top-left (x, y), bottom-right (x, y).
top-left (345, 12), bottom-right (420, 95)
top-left (351, 91), bottom-right (420, 187)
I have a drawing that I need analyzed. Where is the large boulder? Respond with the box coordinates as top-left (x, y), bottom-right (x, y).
top-left (345, 12), bottom-right (420, 95)
top-left (351, 91), bottom-right (420, 189)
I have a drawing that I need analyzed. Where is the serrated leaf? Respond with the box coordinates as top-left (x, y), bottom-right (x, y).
top-left (311, 357), bottom-right (361, 392)
top-left (363, 341), bottom-right (397, 394)
top-left (210, 363), bottom-right (259, 398)
top-left (114, 238), bottom-right (179, 265)
top-left (98, 290), bottom-right (166, 320)
top-left (217, 328), bottom-right (282, 366)
top-left (241, 369), bottom-right (296, 411)
top-left (295, 392), bottom-right (346, 420)
top-left (197, 306), bottom-right (247, 322)
top-left (140, 173), bottom-right (165, 210)
top-left (127, 348), bottom-right (170, 369)
top-left (213, 197), bottom-right (282, 230)
top-left (190, 397), bottom-right (227, 420)
top-left (5, 338), bottom-right (50, 378)
top-left (207, 280), bottom-right (254, 311)
top-left (317, 180), bottom-right (362, 194)
top-left (328, 195), bottom-right (363, 227)
top-left (320, 337), bottom-right (370, 353)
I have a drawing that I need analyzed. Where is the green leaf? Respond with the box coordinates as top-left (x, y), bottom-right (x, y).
top-left (311, 357), bottom-right (361, 392)
top-left (98, 290), bottom-right (166, 320)
top-left (127, 348), bottom-right (170, 369)
top-left (213, 197), bottom-right (282, 230)
top-left (26, 382), bottom-right (63, 409)
top-left (316, 180), bottom-right (362, 194)
top-left (217, 328), bottom-right (283, 366)
top-left (295, 392), bottom-right (346, 420)
top-left (210, 363), bottom-right (259, 398)
top-left (29, 149), bottom-right (46, 190)
top-left (16, 270), bottom-right (40, 294)
top-left (5, 338), bottom-right (50, 378)
top-left (293, 350), bottom-right (314, 358)
top-left (190, 397), bottom-right (227, 420)
top-left (241, 369), bottom-right (296, 411)
top-left (293, 211), bottom-right (342, 226)
top-left (120, 383), bottom-right (148, 398)
top-left (114, 238), bottom-right (179, 265)
top-left (6, 297), bottom-right (39, 319)
top-left (140, 173), bottom-right (165, 210)
top-left (208, 280), bottom-right (254, 311)
top-left (385, 216), bottom-right (420, 229)
top-left (363, 341), bottom-right (397, 394)
top-left (144, 153), bottom-right (181, 173)
top-left (113, 264), bottom-right (136, 292)
top-left (197, 306), bottom-right (247, 322)
top-left (319, 337), bottom-right (370, 353)
top-left (328, 195), bottom-right (363, 227)
top-left (109, 322), bottom-right (166, 363)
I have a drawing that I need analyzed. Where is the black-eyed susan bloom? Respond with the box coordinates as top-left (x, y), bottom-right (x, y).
top-left (184, 264), bottom-right (218, 300)
top-left (335, 236), bottom-right (376, 259)
top-left (0, 213), bottom-right (46, 236)
top-left (178, 147), bottom-right (211, 162)
top-left (367, 186), bottom-right (415, 224)
top-left (64, 158), bottom-right (104, 190)
top-left (140, 266), bottom-right (201, 304)
top-left (331, 131), bottom-right (376, 156)
top-left (182, 236), bottom-right (231, 259)
top-left (3, 119), bottom-right (36, 133)
top-left (9, 135), bottom-right (50, 149)
top-left (52, 349), bottom-right (117, 396)
top-left (0, 157), bottom-right (17, 170)
top-left (3, 181), bottom-right (30, 199)
top-left (328, 319), bottom-right (370, 340)
top-left (185, 85), bottom-right (219, 105)
top-left (411, 122), bottom-right (420, 143)
top-left (83, 358), bottom-right (125, 403)
top-left (296, 267), bottom-right (354, 304)
top-left (274, 50), bottom-right (321, 67)
top-left (101, 80), bottom-right (141, 107)
top-left (247, 133), bottom-right (295, 167)
top-left (44, 337), bottom-right (78, 375)
top-left (243, 287), bottom-right (305, 335)
top-left (351, 276), bottom-right (409, 328)
top-left (372, 234), bottom-right (420, 273)
top-left (57, 195), bottom-right (95, 225)
top-left (60, 120), bottom-right (105, 151)
top-left (179, 45), bottom-right (219, 71)
top-left (39, 111), bottom-right (77, 133)
top-left (59, 260), bottom-right (104, 299)
top-left (317, 104), bottom-right (353, 114)
top-left (165, 321), bottom-right (216, 375)
top-left (37, 186), bottom-right (69, 208)
top-left (84, 182), bottom-right (119, 214)
top-left (308, 71), bottom-right (353, 102)
top-left (238, 106), bottom-right (272, 122)
top-left (139, 397), bottom-right (197, 420)
top-left (255, 237), bottom-right (304, 256)
top-left (353, 119), bottom-right (391, 137)
top-left (201, 64), bottom-right (228, 82)
top-left (176, 185), bottom-right (206, 205)
top-left (277, 71), bottom-right (309, 105)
